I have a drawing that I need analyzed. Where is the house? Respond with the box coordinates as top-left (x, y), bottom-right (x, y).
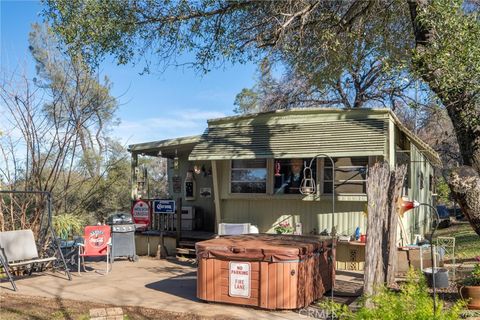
top-left (128, 108), bottom-right (440, 254)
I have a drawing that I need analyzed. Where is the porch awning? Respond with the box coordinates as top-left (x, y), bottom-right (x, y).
top-left (188, 115), bottom-right (388, 160)
top-left (128, 135), bottom-right (201, 158)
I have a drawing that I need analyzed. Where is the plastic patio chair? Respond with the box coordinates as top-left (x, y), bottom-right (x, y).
top-left (78, 225), bottom-right (112, 275)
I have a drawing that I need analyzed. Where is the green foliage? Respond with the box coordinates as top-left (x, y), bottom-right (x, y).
top-left (273, 221), bottom-right (294, 234)
top-left (1, 22), bottom-right (129, 233)
top-left (414, 0), bottom-right (480, 99)
top-left (459, 264), bottom-right (480, 286)
top-left (29, 23), bottom-right (119, 179)
top-left (52, 213), bottom-right (84, 239)
top-left (436, 176), bottom-right (452, 204)
top-left (234, 88), bottom-right (259, 114)
top-left (318, 269), bottom-right (465, 320)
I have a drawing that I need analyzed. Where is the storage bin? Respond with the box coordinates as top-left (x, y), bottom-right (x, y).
top-left (423, 267), bottom-right (449, 288)
top-left (196, 234), bottom-right (334, 309)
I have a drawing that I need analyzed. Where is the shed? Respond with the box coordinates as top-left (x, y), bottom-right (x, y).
top-left (129, 108), bottom-right (440, 250)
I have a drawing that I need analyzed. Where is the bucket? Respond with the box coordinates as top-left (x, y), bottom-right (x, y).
top-left (423, 267), bottom-right (449, 288)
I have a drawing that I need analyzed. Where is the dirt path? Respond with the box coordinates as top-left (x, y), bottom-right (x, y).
top-left (0, 293), bottom-right (233, 320)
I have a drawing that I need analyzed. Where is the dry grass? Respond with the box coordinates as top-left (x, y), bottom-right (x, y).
top-left (0, 293), bottom-right (232, 320)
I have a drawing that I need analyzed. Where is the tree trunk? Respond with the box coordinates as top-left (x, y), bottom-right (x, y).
top-left (445, 100), bottom-right (480, 236)
top-left (365, 163), bottom-right (408, 300)
top-left (408, 0), bottom-right (480, 236)
top-left (385, 165), bottom-right (407, 286)
top-left (447, 167), bottom-right (480, 236)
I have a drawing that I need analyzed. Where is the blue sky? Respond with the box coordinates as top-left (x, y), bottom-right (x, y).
top-left (0, 0), bottom-right (257, 145)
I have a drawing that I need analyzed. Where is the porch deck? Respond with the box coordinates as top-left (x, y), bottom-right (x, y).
top-left (0, 257), bottom-right (362, 319)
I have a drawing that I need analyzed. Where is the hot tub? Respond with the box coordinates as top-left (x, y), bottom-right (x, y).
top-left (196, 234), bottom-right (334, 309)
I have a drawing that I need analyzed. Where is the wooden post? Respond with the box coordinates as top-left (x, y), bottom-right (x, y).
top-left (176, 197), bottom-right (182, 247)
top-left (131, 152), bottom-right (138, 201)
top-left (157, 202), bottom-right (166, 259)
top-left (211, 160), bottom-right (221, 234)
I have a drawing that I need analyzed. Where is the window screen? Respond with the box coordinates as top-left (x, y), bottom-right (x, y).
top-left (231, 159), bottom-right (267, 193)
top-left (324, 157), bottom-right (368, 194)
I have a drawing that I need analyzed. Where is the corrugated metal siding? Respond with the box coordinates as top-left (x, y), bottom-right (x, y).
top-left (190, 118), bottom-right (387, 160)
top-left (400, 143), bottom-right (435, 243)
top-left (221, 199), bottom-right (367, 236)
top-left (216, 158), bottom-right (367, 236)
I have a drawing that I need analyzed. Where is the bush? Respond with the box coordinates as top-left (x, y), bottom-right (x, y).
top-left (318, 269), bottom-right (465, 320)
top-left (52, 213), bottom-right (84, 240)
top-left (458, 263), bottom-right (480, 286)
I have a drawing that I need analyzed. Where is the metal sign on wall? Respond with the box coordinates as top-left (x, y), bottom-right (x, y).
top-left (131, 200), bottom-right (150, 227)
top-left (172, 175), bottom-right (182, 194)
top-left (153, 199), bottom-right (176, 214)
top-left (229, 262), bottom-right (251, 298)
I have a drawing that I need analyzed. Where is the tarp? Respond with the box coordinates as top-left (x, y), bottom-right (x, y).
top-left (196, 234), bottom-right (332, 262)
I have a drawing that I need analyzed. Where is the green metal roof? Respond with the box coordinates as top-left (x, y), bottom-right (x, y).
top-left (189, 108), bottom-right (389, 160)
top-left (126, 108), bottom-right (440, 166)
top-left (389, 112), bottom-right (442, 166)
top-left (128, 135), bottom-right (202, 157)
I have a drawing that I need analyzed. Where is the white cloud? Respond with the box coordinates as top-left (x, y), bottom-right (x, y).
top-left (112, 108), bottom-right (227, 145)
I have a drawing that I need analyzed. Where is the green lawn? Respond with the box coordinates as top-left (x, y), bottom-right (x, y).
top-left (434, 221), bottom-right (480, 260)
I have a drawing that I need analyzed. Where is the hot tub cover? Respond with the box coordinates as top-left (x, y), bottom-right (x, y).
top-left (196, 234), bottom-right (332, 262)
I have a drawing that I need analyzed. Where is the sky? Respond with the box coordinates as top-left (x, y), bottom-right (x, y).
top-left (0, 0), bottom-right (258, 146)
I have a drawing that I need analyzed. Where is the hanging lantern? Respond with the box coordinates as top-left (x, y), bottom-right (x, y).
top-left (300, 164), bottom-right (316, 195)
top-left (173, 149), bottom-right (179, 171)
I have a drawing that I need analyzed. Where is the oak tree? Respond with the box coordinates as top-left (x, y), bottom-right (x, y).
top-left (44, 0), bottom-right (480, 235)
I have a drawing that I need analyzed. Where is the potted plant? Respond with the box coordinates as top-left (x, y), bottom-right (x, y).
top-left (458, 263), bottom-right (480, 310)
top-left (274, 221), bottom-right (294, 234)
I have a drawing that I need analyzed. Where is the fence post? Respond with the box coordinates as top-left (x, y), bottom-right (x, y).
top-left (176, 197), bottom-right (182, 247)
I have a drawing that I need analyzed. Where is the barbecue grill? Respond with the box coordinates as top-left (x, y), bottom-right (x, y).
top-left (107, 212), bottom-right (138, 262)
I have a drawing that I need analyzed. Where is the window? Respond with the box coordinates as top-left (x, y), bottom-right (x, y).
top-left (231, 159), bottom-right (267, 193)
top-left (273, 158), bottom-right (316, 194)
top-left (419, 171), bottom-right (424, 189)
top-left (323, 157), bottom-right (368, 194)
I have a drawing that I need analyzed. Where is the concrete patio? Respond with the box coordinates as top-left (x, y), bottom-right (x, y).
top-left (0, 257), bottom-right (363, 319)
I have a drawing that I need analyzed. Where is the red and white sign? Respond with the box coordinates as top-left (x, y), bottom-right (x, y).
top-left (131, 200), bottom-right (150, 228)
top-left (229, 262), bottom-right (251, 298)
top-left (83, 225), bottom-right (111, 256)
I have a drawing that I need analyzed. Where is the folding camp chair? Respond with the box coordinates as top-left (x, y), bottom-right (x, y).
top-left (0, 229), bottom-right (71, 291)
top-left (78, 225), bottom-right (112, 275)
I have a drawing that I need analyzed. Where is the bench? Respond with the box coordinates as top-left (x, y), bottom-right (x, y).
top-left (0, 229), bottom-right (70, 290)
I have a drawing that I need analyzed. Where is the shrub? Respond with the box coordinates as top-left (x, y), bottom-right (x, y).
top-left (458, 263), bottom-right (480, 286)
top-left (52, 213), bottom-right (84, 240)
top-left (317, 269), bottom-right (465, 320)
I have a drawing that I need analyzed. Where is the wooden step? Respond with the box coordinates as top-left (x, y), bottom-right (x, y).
top-left (176, 248), bottom-right (196, 256)
top-left (178, 240), bottom-right (196, 248)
